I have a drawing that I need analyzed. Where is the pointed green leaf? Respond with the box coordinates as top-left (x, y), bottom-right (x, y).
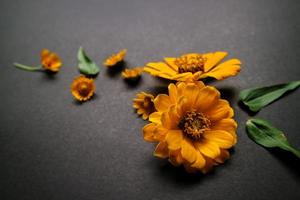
top-left (77, 47), bottom-right (100, 76)
top-left (239, 81), bottom-right (300, 112)
top-left (246, 118), bottom-right (300, 158)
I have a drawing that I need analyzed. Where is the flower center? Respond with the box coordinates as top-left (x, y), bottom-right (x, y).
top-left (78, 82), bottom-right (90, 96)
top-left (178, 111), bottom-right (211, 140)
top-left (143, 97), bottom-right (152, 108)
top-left (175, 55), bottom-right (206, 74)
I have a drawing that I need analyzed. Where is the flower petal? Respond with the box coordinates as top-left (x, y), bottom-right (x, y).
top-left (203, 130), bottom-right (235, 148)
top-left (205, 99), bottom-right (234, 122)
top-left (164, 57), bottom-right (179, 71)
top-left (143, 123), bottom-right (158, 142)
top-left (181, 139), bottom-right (197, 163)
top-left (144, 62), bottom-right (177, 76)
top-left (211, 119), bottom-right (237, 143)
top-left (201, 157), bottom-right (216, 174)
top-left (172, 72), bottom-right (194, 82)
top-left (176, 96), bottom-right (189, 117)
top-left (149, 112), bottom-right (162, 124)
top-left (154, 94), bottom-right (172, 112)
top-left (204, 51), bottom-right (228, 72)
top-left (168, 105), bottom-right (180, 125)
top-left (161, 112), bottom-right (172, 129)
top-left (190, 151), bottom-right (206, 169)
top-left (182, 84), bottom-right (200, 106)
top-left (168, 83), bottom-right (177, 103)
top-left (201, 58), bottom-right (241, 80)
top-left (194, 86), bottom-right (220, 112)
top-left (195, 140), bottom-right (220, 159)
top-left (154, 141), bottom-right (169, 158)
top-left (165, 130), bottom-right (183, 150)
top-left (169, 150), bottom-right (184, 166)
top-left (214, 149), bottom-right (230, 163)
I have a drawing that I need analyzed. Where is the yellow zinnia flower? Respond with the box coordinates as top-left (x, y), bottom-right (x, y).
top-left (143, 81), bottom-right (237, 173)
top-left (122, 67), bottom-right (144, 79)
top-left (144, 52), bottom-right (241, 82)
top-left (71, 75), bottom-right (96, 102)
top-left (103, 49), bottom-right (127, 67)
top-left (133, 92), bottom-right (155, 120)
top-left (41, 49), bottom-right (62, 72)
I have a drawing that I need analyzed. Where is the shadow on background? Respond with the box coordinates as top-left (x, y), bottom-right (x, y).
top-left (147, 85), bottom-right (169, 95)
top-left (217, 86), bottom-right (237, 104)
top-left (39, 70), bottom-right (58, 81)
top-left (106, 61), bottom-right (126, 78)
top-left (146, 148), bottom-right (235, 187)
top-left (268, 148), bottom-right (300, 180)
top-left (124, 76), bottom-right (142, 89)
top-left (238, 101), bottom-right (258, 116)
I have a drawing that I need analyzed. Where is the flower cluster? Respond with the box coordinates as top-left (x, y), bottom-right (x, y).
top-left (134, 51), bottom-right (241, 173)
top-left (14, 48), bottom-right (241, 173)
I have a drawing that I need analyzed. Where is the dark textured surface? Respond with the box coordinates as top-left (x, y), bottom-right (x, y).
top-left (0, 0), bottom-right (300, 199)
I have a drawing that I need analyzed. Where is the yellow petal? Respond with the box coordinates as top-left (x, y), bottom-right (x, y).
top-left (143, 123), bottom-right (157, 142)
top-left (203, 130), bottom-right (234, 148)
top-left (176, 96), bottom-right (189, 117)
top-left (211, 119), bottom-right (237, 143)
top-left (194, 86), bottom-right (220, 112)
top-left (181, 139), bottom-right (197, 163)
top-left (201, 157), bottom-right (216, 174)
top-left (142, 113), bottom-right (148, 120)
top-left (154, 94), bottom-right (172, 112)
top-left (214, 149), bottom-right (230, 163)
top-left (168, 83), bottom-right (177, 103)
top-left (190, 151), bottom-right (206, 169)
top-left (153, 126), bottom-right (168, 141)
top-left (172, 72), bottom-right (194, 82)
top-left (182, 84), bottom-right (200, 106)
top-left (149, 112), bottom-right (162, 124)
top-left (205, 99), bottom-right (234, 122)
top-left (161, 112), bottom-right (172, 129)
top-left (154, 141), bottom-right (169, 158)
top-left (176, 82), bottom-right (187, 97)
top-left (201, 58), bottom-right (241, 80)
top-left (204, 51), bottom-right (228, 72)
top-left (168, 105), bottom-right (180, 125)
top-left (165, 130), bottom-right (183, 150)
top-left (169, 150), bottom-right (183, 166)
top-left (164, 57), bottom-right (179, 71)
top-left (145, 62), bottom-right (177, 76)
top-left (195, 140), bottom-right (220, 159)
top-left (41, 49), bottom-right (51, 59)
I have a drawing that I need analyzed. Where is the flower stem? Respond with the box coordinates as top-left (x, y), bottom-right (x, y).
top-left (14, 63), bottom-right (43, 71)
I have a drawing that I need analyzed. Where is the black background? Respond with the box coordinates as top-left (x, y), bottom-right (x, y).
top-left (1, 0), bottom-right (300, 199)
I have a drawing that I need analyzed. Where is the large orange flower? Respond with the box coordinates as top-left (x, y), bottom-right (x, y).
top-left (144, 52), bottom-right (241, 82)
top-left (143, 81), bottom-right (237, 173)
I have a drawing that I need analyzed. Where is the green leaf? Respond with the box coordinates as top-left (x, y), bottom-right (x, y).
top-left (246, 118), bottom-right (300, 158)
top-left (77, 47), bottom-right (100, 76)
top-left (239, 81), bottom-right (300, 112)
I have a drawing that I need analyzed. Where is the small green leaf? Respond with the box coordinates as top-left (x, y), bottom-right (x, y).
top-left (239, 81), bottom-right (300, 112)
top-left (246, 118), bottom-right (300, 158)
top-left (77, 47), bottom-right (100, 76)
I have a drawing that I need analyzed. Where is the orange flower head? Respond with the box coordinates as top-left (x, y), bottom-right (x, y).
top-left (103, 49), bottom-right (127, 67)
top-left (143, 81), bottom-right (237, 173)
top-left (122, 67), bottom-right (144, 79)
top-left (133, 92), bottom-right (155, 120)
top-left (144, 52), bottom-right (241, 82)
top-left (71, 75), bottom-right (95, 102)
top-left (41, 49), bottom-right (62, 72)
